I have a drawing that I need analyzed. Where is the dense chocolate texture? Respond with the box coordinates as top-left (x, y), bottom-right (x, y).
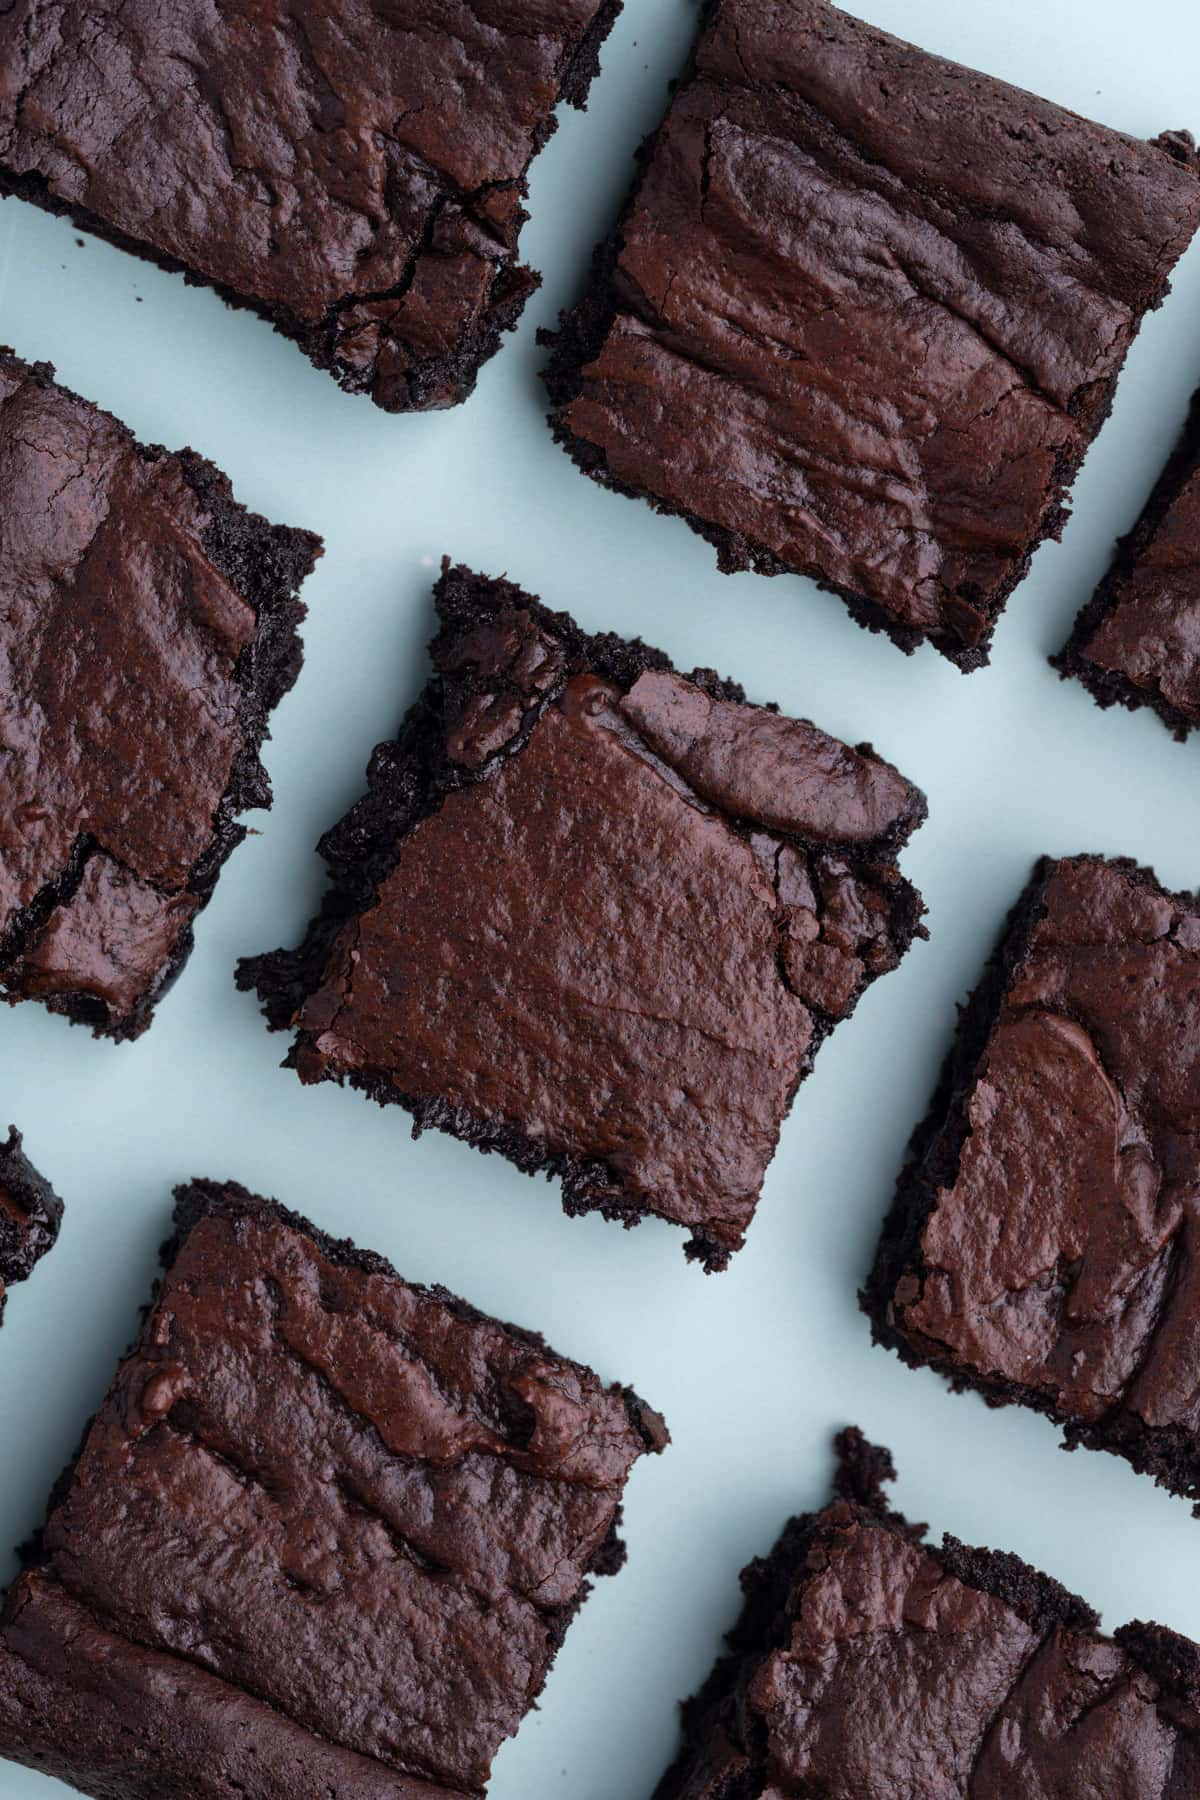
top-left (0, 351), bottom-right (320, 1039)
top-left (1055, 390), bottom-right (1200, 738)
top-left (542, 0), bottom-right (1200, 669)
top-left (655, 1429), bottom-right (1200, 1798)
top-left (0, 1126), bottom-right (62, 1326)
top-left (239, 563), bottom-right (926, 1269)
top-left (0, 0), bottom-right (621, 412)
top-left (866, 855), bottom-right (1200, 1511)
top-left (0, 1180), bottom-right (665, 1798)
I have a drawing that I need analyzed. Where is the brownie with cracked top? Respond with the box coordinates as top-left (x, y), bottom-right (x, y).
top-left (654, 1429), bottom-right (1200, 1798)
top-left (866, 854), bottom-right (1200, 1511)
top-left (0, 350), bottom-right (320, 1040)
top-left (238, 561), bottom-right (927, 1270)
top-left (542, 0), bottom-right (1200, 669)
top-left (0, 0), bottom-right (622, 411)
top-left (1055, 389), bottom-right (1200, 739)
top-left (0, 1126), bottom-right (62, 1328)
top-left (0, 1179), bottom-right (666, 1799)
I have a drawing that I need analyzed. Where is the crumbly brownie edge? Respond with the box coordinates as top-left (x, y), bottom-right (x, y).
top-left (238, 560), bottom-right (927, 1271)
top-left (652, 1429), bottom-right (1103, 1799)
top-left (0, 1126), bottom-right (63, 1313)
top-left (861, 854), bottom-right (1200, 1512)
top-left (0, 353), bottom-right (321, 1041)
top-left (0, 3), bottom-right (622, 414)
top-left (539, 16), bottom-right (1194, 671)
top-left (1052, 389), bottom-right (1200, 742)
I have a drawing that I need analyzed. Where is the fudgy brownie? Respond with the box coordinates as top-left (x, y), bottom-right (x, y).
top-left (0, 351), bottom-right (321, 1040)
top-left (654, 1429), bottom-right (1200, 1798)
top-left (542, 0), bottom-right (1200, 669)
top-left (0, 1179), bottom-right (666, 1799)
top-left (0, 0), bottom-right (622, 412)
top-left (866, 854), bottom-right (1200, 1510)
top-left (1055, 390), bottom-right (1200, 738)
top-left (0, 1127), bottom-right (62, 1327)
top-left (239, 561), bottom-right (926, 1270)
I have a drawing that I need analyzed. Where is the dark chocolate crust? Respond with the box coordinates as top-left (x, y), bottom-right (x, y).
top-left (0, 350), bottom-right (321, 1040)
top-left (0, 0), bottom-right (622, 412)
top-left (0, 1178), bottom-right (666, 1799)
top-left (1054, 389), bottom-right (1200, 740)
top-left (653, 1430), bottom-right (1200, 1799)
top-left (0, 1126), bottom-right (62, 1324)
top-left (541, 0), bottom-right (1200, 670)
top-left (865, 854), bottom-right (1200, 1514)
top-left (239, 560), bottom-right (927, 1269)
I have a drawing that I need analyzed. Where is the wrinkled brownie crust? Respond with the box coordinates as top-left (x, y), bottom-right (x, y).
top-left (542, 0), bottom-right (1200, 669)
top-left (0, 1179), bottom-right (666, 1799)
top-left (0, 1), bottom-right (622, 412)
top-left (239, 561), bottom-right (926, 1269)
top-left (0, 351), bottom-right (320, 1040)
top-left (865, 854), bottom-right (1200, 1513)
top-left (1054, 389), bottom-right (1200, 739)
top-left (654, 1429), bottom-right (1200, 1798)
top-left (0, 1126), bottom-right (62, 1326)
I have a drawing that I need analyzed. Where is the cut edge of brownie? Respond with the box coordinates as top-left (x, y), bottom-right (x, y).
top-left (652, 1427), bottom-right (1200, 1799)
top-left (861, 852), bottom-right (1200, 1514)
top-left (237, 558), bottom-right (928, 1272)
top-left (0, 1126), bottom-right (63, 1324)
top-left (0, 3), bottom-right (623, 414)
top-left (538, 7), bottom-right (1200, 671)
top-left (1052, 388), bottom-right (1200, 741)
top-left (0, 352), bottom-right (323, 1042)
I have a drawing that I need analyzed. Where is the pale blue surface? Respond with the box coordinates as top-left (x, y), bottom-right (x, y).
top-left (1, 2), bottom-right (1200, 1794)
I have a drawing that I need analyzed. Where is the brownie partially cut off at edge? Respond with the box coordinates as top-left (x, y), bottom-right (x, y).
top-left (654, 1428), bottom-right (1200, 1798)
top-left (0, 1126), bottom-right (62, 1327)
top-left (1054, 389), bottom-right (1200, 739)
top-left (0, 0), bottom-right (623, 411)
top-left (542, 0), bottom-right (1200, 669)
top-left (0, 351), bottom-right (321, 1040)
top-left (239, 561), bottom-right (926, 1270)
top-left (865, 854), bottom-right (1200, 1512)
top-left (0, 1179), bottom-right (667, 1800)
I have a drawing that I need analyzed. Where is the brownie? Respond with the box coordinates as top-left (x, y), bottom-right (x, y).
top-left (1055, 389), bottom-right (1200, 738)
top-left (0, 351), bottom-right (321, 1040)
top-left (0, 1179), bottom-right (666, 1799)
top-left (654, 1429), bottom-right (1200, 1798)
top-left (0, 1126), bottom-right (62, 1327)
top-left (542, 0), bottom-right (1200, 669)
top-left (0, 1), bottom-right (622, 413)
top-left (865, 854), bottom-right (1200, 1511)
top-left (238, 561), bottom-right (926, 1270)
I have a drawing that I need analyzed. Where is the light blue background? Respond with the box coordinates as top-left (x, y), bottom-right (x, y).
top-left (2, 2), bottom-right (1200, 1794)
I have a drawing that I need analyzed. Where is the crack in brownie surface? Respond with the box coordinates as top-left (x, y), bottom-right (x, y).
top-left (653, 1429), bottom-right (1200, 1798)
top-left (866, 855), bottom-right (1200, 1510)
top-left (0, 1180), bottom-right (666, 1798)
top-left (1055, 390), bottom-right (1200, 739)
top-left (239, 562), bottom-right (926, 1268)
top-left (0, 0), bottom-right (622, 410)
top-left (542, 0), bottom-right (1200, 667)
top-left (0, 351), bottom-right (321, 1039)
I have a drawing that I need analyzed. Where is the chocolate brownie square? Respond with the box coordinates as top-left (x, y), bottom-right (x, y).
top-left (0, 0), bottom-right (623, 412)
top-left (239, 561), bottom-right (926, 1270)
top-left (865, 854), bottom-right (1200, 1509)
top-left (0, 1179), bottom-right (666, 1799)
top-left (542, 0), bottom-right (1200, 669)
top-left (654, 1430), bottom-right (1200, 1798)
top-left (0, 351), bottom-right (321, 1040)
top-left (1055, 389), bottom-right (1200, 738)
top-left (0, 1126), bottom-right (61, 1327)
